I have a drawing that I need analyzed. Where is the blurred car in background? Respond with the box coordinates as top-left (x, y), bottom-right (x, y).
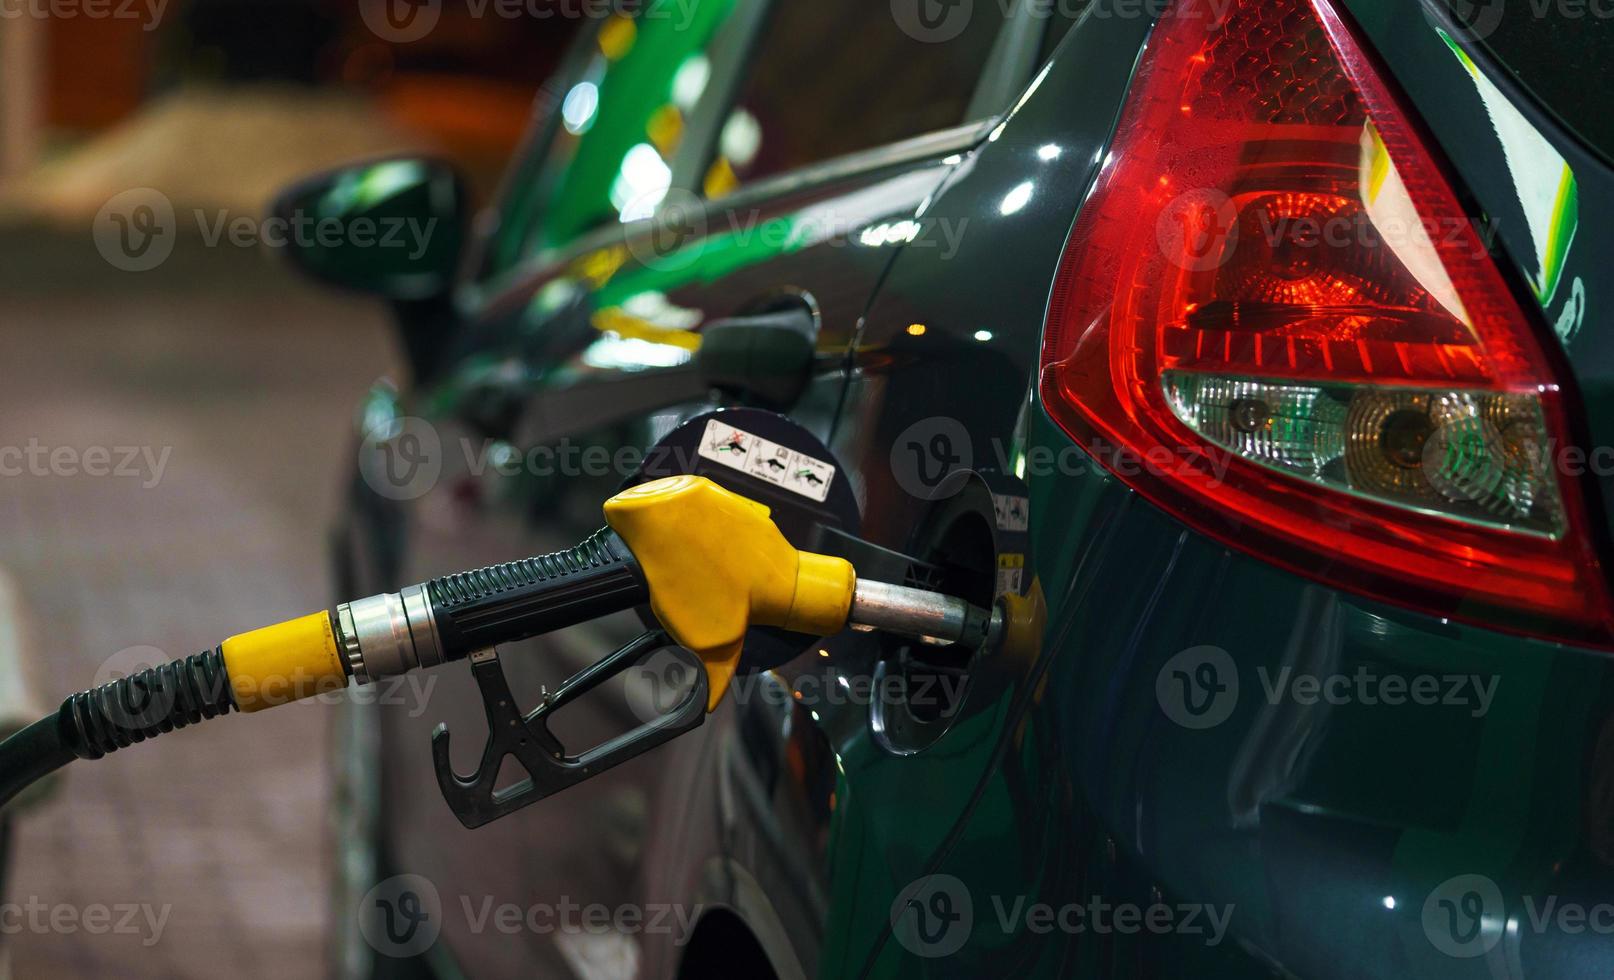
top-left (279, 0), bottom-right (1614, 977)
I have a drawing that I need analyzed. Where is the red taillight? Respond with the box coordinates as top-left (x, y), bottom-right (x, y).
top-left (1039, 0), bottom-right (1614, 644)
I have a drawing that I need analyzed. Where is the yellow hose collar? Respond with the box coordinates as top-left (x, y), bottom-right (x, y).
top-left (220, 612), bottom-right (347, 712)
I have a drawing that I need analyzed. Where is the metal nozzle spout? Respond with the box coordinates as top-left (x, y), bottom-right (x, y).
top-left (848, 580), bottom-right (1001, 652)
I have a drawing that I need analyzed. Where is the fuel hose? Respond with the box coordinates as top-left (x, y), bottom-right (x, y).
top-left (0, 476), bottom-right (1001, 811)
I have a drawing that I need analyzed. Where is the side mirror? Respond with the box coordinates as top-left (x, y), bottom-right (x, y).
top-left (269, 157), bottom-right (467, 301)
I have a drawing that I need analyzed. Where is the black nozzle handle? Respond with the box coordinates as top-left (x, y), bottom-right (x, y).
top-left (425, 528), bottom-right (649, 662)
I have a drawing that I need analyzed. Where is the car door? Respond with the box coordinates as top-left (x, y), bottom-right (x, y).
top-left (755, 7), bottom-right (1142, 976)
top-left (363, 2), bottom-right (1038, 977)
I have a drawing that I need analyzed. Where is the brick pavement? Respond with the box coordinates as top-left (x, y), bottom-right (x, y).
top-left (0, 243), bottom-right (399, 980)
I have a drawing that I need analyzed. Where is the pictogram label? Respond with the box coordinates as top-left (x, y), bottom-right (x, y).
top-left (697, 419), bottom-right (837, 503)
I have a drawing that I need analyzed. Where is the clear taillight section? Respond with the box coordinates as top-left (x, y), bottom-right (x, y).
top-left (1039, 0), bottom-right (1614, 643)
top-left (1164, 375), bottom-right (1562, 536)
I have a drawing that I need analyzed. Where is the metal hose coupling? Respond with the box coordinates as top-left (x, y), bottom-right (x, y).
top-left (335, 584), bottom-right (444, 686)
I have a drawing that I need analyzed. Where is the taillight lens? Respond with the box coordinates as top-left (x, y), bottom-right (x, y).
top-left (1039, 0), bottom-right (1614, 644)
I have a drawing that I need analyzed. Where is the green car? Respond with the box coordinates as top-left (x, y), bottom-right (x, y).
top-left (277, 0), bottom-right (1614, 976)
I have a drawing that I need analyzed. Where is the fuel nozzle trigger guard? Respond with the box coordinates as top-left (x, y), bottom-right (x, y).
top-left (431, 630), bottom-right (708, 829)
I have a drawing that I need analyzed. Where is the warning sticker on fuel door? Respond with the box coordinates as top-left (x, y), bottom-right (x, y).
top-left (697, 419), bottom-right (836, 503)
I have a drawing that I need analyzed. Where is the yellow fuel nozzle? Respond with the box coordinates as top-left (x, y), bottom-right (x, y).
top-left (604, 475), bottom-right (856, 709)
top-left (0, 472), bottom-right (1010, 818)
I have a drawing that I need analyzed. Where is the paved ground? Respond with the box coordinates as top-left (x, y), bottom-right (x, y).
top-left (0, 227), bottom-right (400, 979)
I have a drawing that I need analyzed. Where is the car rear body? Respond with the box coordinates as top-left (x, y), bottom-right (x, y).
top-left (330, 1), bottom-right (1614, 977)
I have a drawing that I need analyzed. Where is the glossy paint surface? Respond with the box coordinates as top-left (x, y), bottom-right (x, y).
top-left (330, 2), bottom-right (1614, 977)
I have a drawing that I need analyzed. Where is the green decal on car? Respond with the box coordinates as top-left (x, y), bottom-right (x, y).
top-left (1440, 31), bottom-right (1579, 311)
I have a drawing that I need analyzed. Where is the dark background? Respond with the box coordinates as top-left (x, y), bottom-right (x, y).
top-left (0, 3), bottom-right (582, 976)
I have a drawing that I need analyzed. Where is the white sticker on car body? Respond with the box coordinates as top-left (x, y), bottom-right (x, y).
top-left (997, 553), bottom-right (1025, 596)
top-left (993, 493), bottom-right (1030, 532)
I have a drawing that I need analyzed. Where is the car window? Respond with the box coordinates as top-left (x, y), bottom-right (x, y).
top-left (482, 0), bottom-right (743, 278)
top-left (702, 0), bottom-right (1010, 198)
